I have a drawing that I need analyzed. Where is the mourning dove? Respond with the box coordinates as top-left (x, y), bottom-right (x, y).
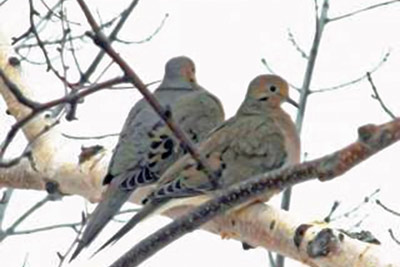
top-left (98, 74), bottom-right (301, 250)
top-left (70, 56), bottom-right (224, 260)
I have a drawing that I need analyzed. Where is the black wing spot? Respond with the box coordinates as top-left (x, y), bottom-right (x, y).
top-left (136, 170), bottom-right (145, 184)
top-left (157, 188), bottom-right (166, 197)
top-left (148, 152), bottom-right (157, 159)
top-left (159, 134), bottom-right (169, 140)
top-left (150, 140), bottom-right (162, 149)
top-left (161, 150), bottom-right (173, 160)
top-left (102, 173), bottom-right (114, 185)
top-left (166, 183), bottom-right (175, 193)
top-left (175, 179), bottom-right (182, 190)
top-left (163, 139), bottom-right (174, 151)
top-left (120, 178), bottom-right (134, 192)
top-left (148, 161), bottom-right (157, 168)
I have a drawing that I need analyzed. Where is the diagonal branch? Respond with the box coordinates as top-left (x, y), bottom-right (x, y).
top-left (112, 117), bottom-right (400, 267)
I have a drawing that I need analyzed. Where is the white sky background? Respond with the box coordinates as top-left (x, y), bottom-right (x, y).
top-left (0, 0), bottom-right (400, 266)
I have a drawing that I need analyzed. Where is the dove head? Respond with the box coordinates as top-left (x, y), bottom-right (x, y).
top-left (239, 74), bottom-right (298, 113)
top-left (160, 56), bottom-right (197, 89)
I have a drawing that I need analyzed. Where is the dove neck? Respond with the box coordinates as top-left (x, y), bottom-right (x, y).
top-left (159, 77), bottom-right (196, 90)
top-left (237, 98), bottom-right (282, 116)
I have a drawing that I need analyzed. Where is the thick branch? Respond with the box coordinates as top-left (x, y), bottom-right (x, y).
top-left (111, 117), bottom-right (400, 267)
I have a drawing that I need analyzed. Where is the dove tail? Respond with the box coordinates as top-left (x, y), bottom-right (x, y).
top-left (94, 199), bottom-right (166, 255)
top-left (70, 187), bottom-right (132, 261)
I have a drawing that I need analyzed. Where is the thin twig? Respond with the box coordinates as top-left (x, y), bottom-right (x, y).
top-left (0, 75), bottom-right (126, 159)
top-left (311, 51), bottom-right (390, 93)
top-left (287, 29), bottom-right (308, 59)
top-left (80, 0), bottom-right (140, 83)
top-left (376, 199), bottom-right (400, 216)
top-left (328, 0), bottom-right (400, 23)
top-left (389, 229), bottom-right (400, 245)
top-left (0, 188), bottom-right (14, 229)
top-left (12, 222), bottom-right (81, 235)
top-left (12, 0), bottom-right (63, 45)
top-left (116, 13), bottom-right (169, 44)
top-left (367, 72), bottom-right (396, 119)
top-left (62, 132), bottom-right (119, 140)
top-left (328, 189), bottom-right (380, 222)
top-left (0, 194), bottom-right (51, 242)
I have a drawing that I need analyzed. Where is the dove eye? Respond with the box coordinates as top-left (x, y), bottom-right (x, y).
top-left (269, 85), bottom-right (277, 92)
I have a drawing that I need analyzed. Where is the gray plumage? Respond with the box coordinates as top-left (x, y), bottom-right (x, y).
top-left (99, 74), bottom-right (301, 250)
top-left (70, 56), bottom-right (224, 260)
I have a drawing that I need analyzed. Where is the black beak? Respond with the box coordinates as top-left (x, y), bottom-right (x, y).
top-left (286, 97), bottom-right (299, 108)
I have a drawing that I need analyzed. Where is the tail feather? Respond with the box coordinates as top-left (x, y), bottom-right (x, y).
top-left (70, 186), bottom-right (131, 261)
top-left (94, 199), bottom-right (165, 255)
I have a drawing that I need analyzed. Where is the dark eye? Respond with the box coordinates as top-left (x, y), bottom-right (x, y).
top-left (269, 85), bottom-right (277, 92)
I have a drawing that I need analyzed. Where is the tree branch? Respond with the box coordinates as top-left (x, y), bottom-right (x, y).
top-left (111, 117), bottom-right (400, 267)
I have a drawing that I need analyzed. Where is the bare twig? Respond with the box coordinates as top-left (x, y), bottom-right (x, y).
top-left (28, 0), bottom-right (67, 83)
top-left (0, 193), bottom-right (52, 241)
top-left (367, 72), bottom-right (396, 119)
top-left (80, 0), bottom-right (140, 83)
top-left (0, 188), bottom-right (14, 229)
top-left (323, 200), bottom-right (340, 223)
top-left (62, 132), bottom-right (119, 140)
top-left (116, 13), bottom-right (169, 45)
top-left (0, 74), bottom-right (126, 159)
top-left (111, 117), bottom-right (400, 267)
top-left (328, 0), bottom-right (400, 23)
top-left (329, 189), bottom-right (380, 222)
top-left (12, 222), bottom-right (81, 235)
top-left (389, 229), bottom-right (400, 245)
top-left (287, 29), bottom-right (308, 59)
top-left (12, 0), bottom-right (63, 45)
top-left (311, 51), bottom-right (390, 93)
top-left (376, 199), bottom-right (400, 216)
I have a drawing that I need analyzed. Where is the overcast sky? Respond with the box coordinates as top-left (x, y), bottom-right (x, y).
top-left (1, 0), bottom-right (400, 267)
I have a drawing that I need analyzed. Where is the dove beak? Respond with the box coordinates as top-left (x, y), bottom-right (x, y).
top-left (286, 97), bottom-right (299, 108)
